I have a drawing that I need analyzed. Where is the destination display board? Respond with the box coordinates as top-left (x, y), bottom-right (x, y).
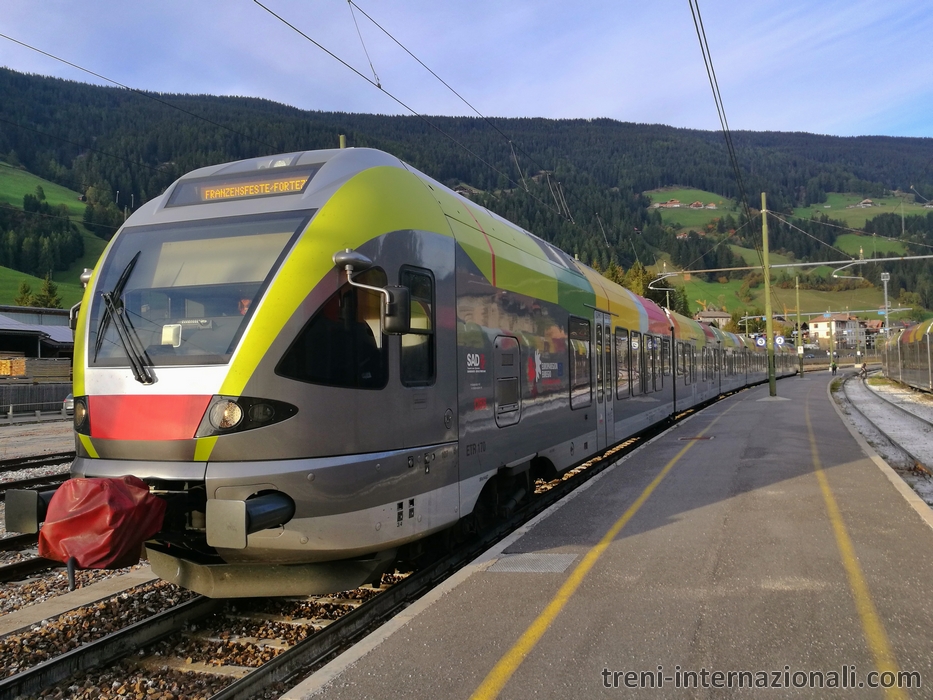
top-left (167, 164), bottom-right (322, 207)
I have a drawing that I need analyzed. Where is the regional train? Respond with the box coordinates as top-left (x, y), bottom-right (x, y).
top-left (6, 147), bottom-right (796, 597)
top-left (882, 319), bottom-right (933, 391)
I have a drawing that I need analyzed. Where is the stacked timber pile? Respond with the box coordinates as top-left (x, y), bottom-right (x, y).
top-left (24, 359), bottom-right (72, 383)
top-left (0, 354), bottom-right (27, 378)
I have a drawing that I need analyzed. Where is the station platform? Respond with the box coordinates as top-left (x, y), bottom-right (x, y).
top-left (284, 375), bottom-right (933, 699)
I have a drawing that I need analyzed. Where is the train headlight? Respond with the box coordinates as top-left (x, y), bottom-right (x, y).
top-left (196, 396), bottom-right (297, 438)
top-left (74, 397), bottom-right (90, 435)
top-left (209, 400), bottom-right (243, 430)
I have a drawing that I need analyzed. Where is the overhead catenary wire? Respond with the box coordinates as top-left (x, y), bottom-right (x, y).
top-left (347, 0), bottom-right (380, 88)
top-left (767, 212), bottom-right (853, 259)
top-left (345, 0), bottom-right (561, 190)
top-left (1, 12), bottom-right (590, 260)
top-left (779, 210), bottom-right (933, 252)
top-left (686, 0), bottom-right (798, 315)
top-left (687, 1), bottom-right (752, 228)
top-left (252, 0), bottom-right (572, 223)
top-left (0, 32), bottom-right (281, 154)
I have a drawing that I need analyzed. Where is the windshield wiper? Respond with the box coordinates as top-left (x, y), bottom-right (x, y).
top-left (93, 251), bottom-right (154, 385)
top-left (94, 251), bottom-right (140, 361)
top-left (100, 292), bottom-right (154, 384)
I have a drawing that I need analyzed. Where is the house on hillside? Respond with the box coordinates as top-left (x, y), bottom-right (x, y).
top-left (694, 310), bottom-right (732, 328)
top-left (857, 199), bottom-right (874, 208)
top-left (689, 201), bottom-right (704, 209)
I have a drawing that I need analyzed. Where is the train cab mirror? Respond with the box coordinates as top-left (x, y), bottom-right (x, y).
top-left (69, 302), bottom-right (81, 331)
top-left (333, 249), bottom-right (373, 272)
top-left (382, 285), bottom-right (410, 335)
top-left (333, 248), bottom-right (409, 335)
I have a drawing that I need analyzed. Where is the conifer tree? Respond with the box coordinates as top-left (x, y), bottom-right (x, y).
top-left (13, 280), bottom-right (34, 306)
top-left (33, 273), bottom-right (62, 308)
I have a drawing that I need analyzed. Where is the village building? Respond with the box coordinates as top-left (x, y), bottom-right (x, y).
top-left (694, 310), bottom-right (732, 327)
top-left (808, 313), bottom-right (882, 352)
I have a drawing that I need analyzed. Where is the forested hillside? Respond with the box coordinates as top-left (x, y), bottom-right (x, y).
top-left (2, 67), bottom-right (933, 311)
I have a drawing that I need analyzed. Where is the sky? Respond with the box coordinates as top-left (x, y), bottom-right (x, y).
top-left (1, 0), bottom-right (932, 139)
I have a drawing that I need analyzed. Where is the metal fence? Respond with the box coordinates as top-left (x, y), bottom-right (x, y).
top-left (0, 382), bottom-right (72, 414)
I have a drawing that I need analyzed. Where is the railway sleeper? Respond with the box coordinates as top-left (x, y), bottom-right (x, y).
top-left (133, 655), bottom-right (253, 679)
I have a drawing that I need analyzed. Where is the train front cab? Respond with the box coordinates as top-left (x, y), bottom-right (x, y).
top-left (27, 149), bottom-right (480, 597)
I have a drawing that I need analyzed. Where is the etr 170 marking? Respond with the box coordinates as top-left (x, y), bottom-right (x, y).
top-left (465, 442), bottom-right (486, 457)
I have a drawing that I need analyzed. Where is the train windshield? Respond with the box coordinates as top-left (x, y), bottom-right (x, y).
top-left (88, 212), bottom-right (309, 367)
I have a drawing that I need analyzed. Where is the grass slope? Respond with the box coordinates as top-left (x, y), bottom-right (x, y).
top-left (833, 232), bottom-right (907, 257)
top-left (792, 193), bottom-right (929, 228)
top-left (645, 187), bottom-right (740, 229)
top-left (0, 162), bottom-right (107, 306)
top-left (0, 161), bottom-right (85, 216)
top-left (681, 275), bottom-right (888, 319)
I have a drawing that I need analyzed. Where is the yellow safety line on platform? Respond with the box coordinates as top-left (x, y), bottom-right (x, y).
top-left (470, 404), bottom-right (736, 700)
top-left (806, 399), bottom-right (908, 700)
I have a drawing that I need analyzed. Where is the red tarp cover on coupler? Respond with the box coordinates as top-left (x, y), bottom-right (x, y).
top-left (38, 476), bottom-right (166, 569)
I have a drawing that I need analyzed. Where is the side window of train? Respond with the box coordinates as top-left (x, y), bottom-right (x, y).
top-left (630, 331), bottom-right (642, 394)
top-left (644, 336), bottom-right (653, 392)
top-left (615, 328), bottom-right (631, 399)
top-left (596, 322), bottom-right (603, 403)
top-left (662, 338), bottom-right (671, 379)
top-left (569, 317), bottom-right (592, 409)
top-left (649, 335), bottom-right (658, 392)
top-left (399, 267), bottom-right (435, 387)
top-left (679, 341), bottom-right (690, 385)
top-left (276, 268), bottom-right (388, 389)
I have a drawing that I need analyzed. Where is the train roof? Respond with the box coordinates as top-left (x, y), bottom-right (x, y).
top-left (119, 147), bottom-right (794, 350)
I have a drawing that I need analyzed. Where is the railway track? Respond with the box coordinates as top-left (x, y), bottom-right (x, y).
top-left (0, 452), bottom-right (75, 475)
top-left (0, 531), bottom-right (59, 587)
top-left (0, 451), bottom-right (74, 501)
top-left (839, 373), bottom-right (933, 471)
top-left (0, 554), bottom-right (61, 583)
top-left (0, 422), bottom-right (656, 699)
top-left (0, 383), bottom-right (763, 699)
top-left (0, 532), bottom-right (38, 550)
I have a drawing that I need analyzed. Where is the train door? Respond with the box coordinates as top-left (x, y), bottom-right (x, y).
top-left (494, 335), bottom-right (521, 427)
top-left (595, 311), bottom-right (613, 450)
top-left (396, 260), bottom-right (457, 450)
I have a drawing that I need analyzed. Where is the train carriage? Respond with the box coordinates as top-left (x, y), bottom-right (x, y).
top-left (882, 320), bottom-right (933, 390)
top-left (7, 147), bottom-right (795, 597)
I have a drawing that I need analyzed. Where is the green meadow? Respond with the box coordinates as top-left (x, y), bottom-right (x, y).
top-left (0, 161), bottom-right (86, 217)
top-left (792, 192), bottom-right (928, 229)
top-left (0, 266), bottom-right (85, 307)
top-left (678, 274), bottom-right (888, 320)
top-left (833, 232), bottom-right (907, 257)
top-left (0, 162), bottom-right (108, 305)
top-left (645, 187), bottom-right (739, 229)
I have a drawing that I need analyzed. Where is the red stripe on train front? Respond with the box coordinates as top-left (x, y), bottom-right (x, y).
top-left (88, 395), bottom-right (212, 440)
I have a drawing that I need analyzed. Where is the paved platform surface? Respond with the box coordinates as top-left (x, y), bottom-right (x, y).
top-left (285, 376), bottom-right (933, 699)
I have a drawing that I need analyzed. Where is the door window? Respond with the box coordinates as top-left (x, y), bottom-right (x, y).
top-left (569, 317), bottom-right (592, 409)
top-left (399, 268), bottom-right (435, 386)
